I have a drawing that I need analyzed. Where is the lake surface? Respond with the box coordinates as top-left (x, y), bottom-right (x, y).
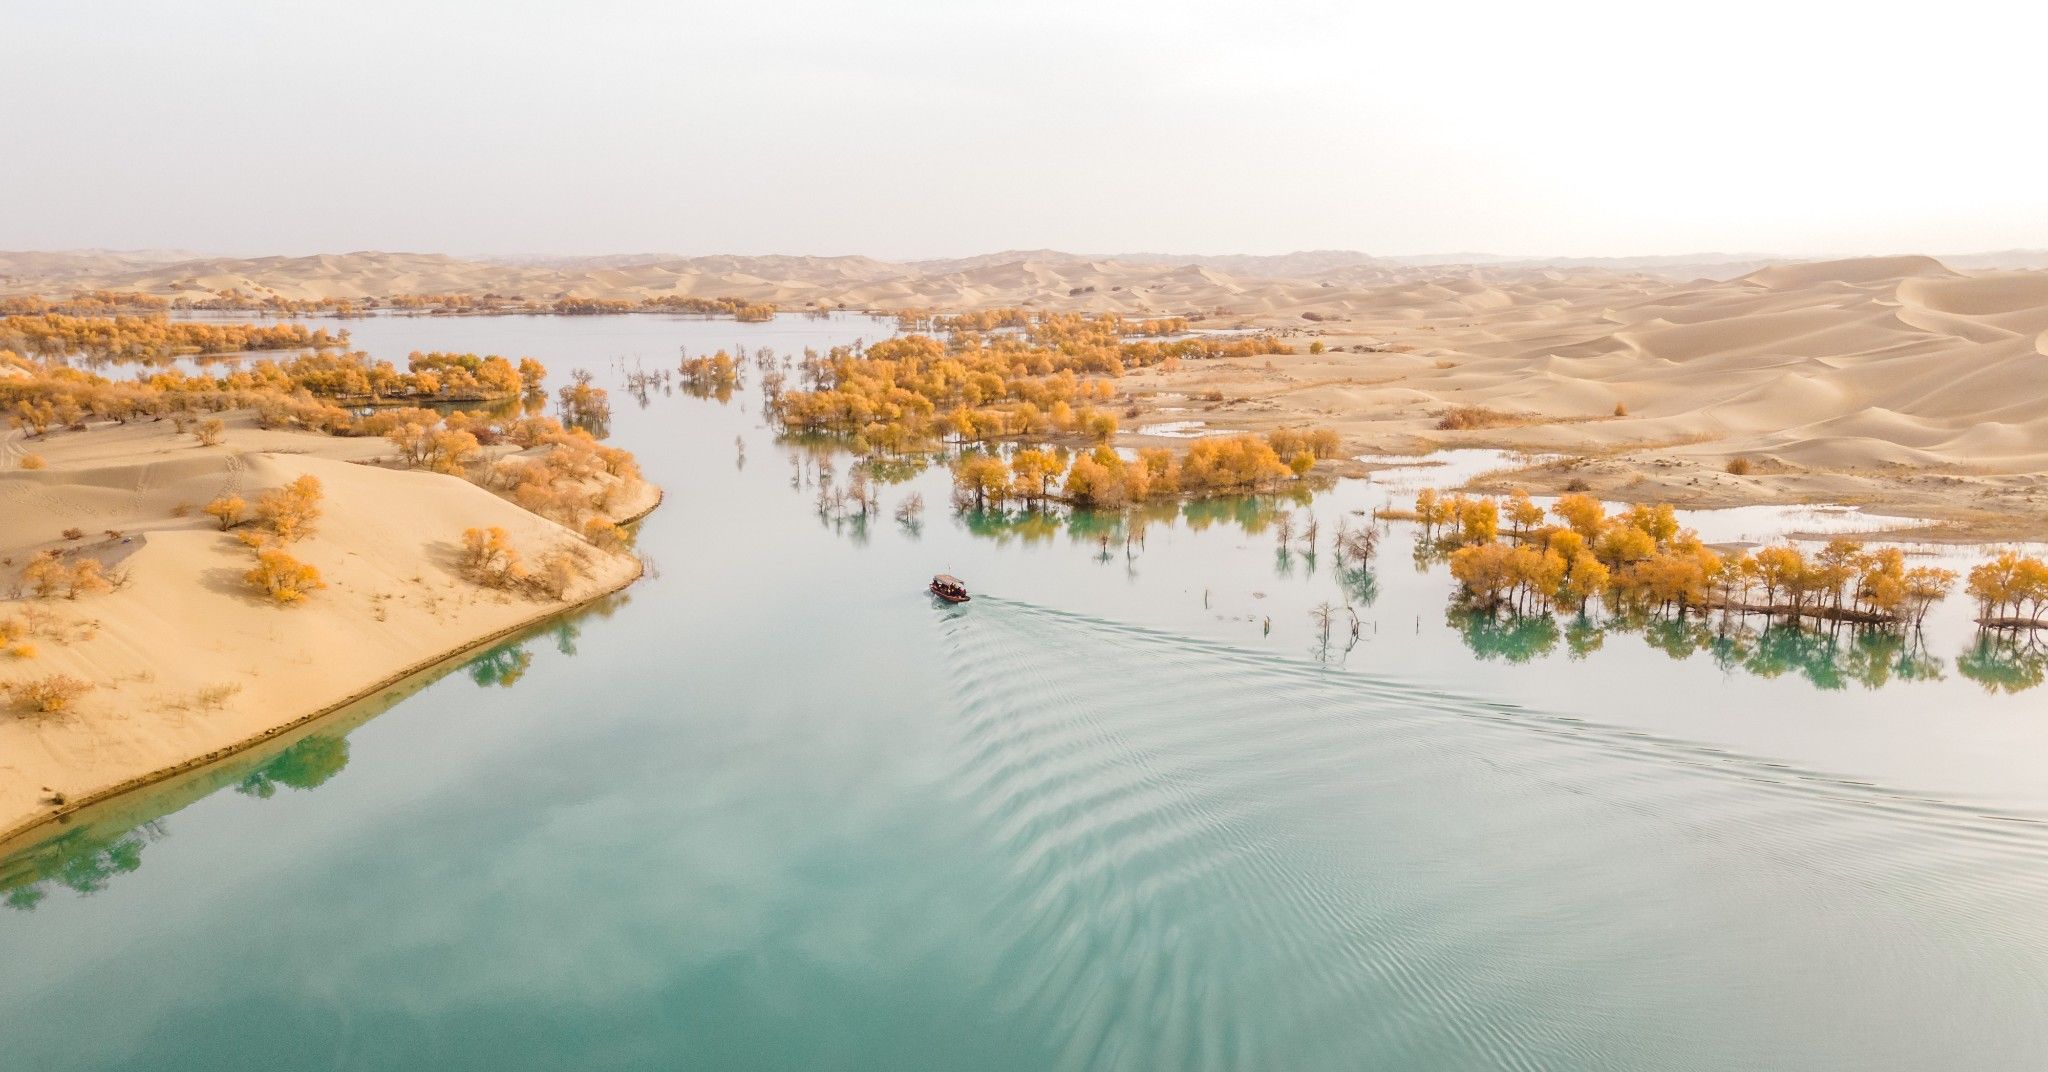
top-left (6, 313), bottom-right (2048, 1070)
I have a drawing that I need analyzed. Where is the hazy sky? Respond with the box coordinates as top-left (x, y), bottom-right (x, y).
top-left (8, 0), bottom-right (2043, 259)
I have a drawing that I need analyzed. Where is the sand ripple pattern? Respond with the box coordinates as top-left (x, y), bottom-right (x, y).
top-left (935, 598), bottom-right (2048, 1072)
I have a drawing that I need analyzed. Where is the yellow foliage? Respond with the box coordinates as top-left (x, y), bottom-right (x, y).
top-left (255, 474), bottom-right (323, 542)
top-left (244, 549), bottom-right (325, 604)
top-left (459, 526), bottom-right (526, 588)
top-left (204, 495), bottom-right (246, 531)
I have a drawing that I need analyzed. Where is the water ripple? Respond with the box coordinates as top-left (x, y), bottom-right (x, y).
top-left (933, 597), bottom-right (2048, 1071)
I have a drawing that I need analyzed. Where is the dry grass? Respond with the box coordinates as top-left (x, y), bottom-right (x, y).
top-left (7, 674), bottom-right (93, 714)
top-left (1436, 406), bottom-right (1528, 431)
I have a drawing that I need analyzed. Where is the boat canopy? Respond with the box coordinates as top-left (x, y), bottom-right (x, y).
top-left (933, 574), bottom-right (965, 588)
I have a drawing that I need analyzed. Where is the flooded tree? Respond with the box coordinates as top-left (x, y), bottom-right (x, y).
top-left (1967, 550), bottom-right (2048, 625)
top-left (557, 369), bottom-right (612, 433)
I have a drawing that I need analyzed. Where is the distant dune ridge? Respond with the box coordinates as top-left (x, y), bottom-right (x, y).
top-left (3, 246), bottom-right (2046, 532)
top-left (8, 247), bottom-right (2048, 305)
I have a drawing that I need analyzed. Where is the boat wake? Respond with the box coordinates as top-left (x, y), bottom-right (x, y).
top-left (932, 597), bottom-right (2048, 1071)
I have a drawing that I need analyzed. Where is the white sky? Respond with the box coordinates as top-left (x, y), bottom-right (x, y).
top-left (6, 0), bottom-right (2043, 259)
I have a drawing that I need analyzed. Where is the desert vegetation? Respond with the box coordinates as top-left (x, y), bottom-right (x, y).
top-left (2, 344), bottom-right (646, 531)
top-left (767, 313), bottom-right (1292, 454)
top-left (1357, 486), bottom-right (2048, 689)
top-left (13, 551), bottom-right (119, 602)
top-left (242, 549), bottom-right (326, 605)
top-left (454, 525), bottom-right (597, 600)
top-left (1404, 490), bottom-right (1959, 627)
top-left (0, 313), bottom-right (345, 361)
top-left (3, 674), bottom-right (93, 714)
top-left (1965, 550), bottom-right (2048, 628)
top-left (946, 428), bottom-right (1340, 512)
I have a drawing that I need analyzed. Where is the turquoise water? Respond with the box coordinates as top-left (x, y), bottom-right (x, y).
top-left (5, 313), bottom-right (2048, 1070)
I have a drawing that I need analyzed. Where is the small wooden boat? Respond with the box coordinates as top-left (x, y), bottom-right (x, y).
top-left (929, 574), bottom-right (971, 603)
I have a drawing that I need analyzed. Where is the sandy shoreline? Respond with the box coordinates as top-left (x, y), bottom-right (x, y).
top-left (0, 557), bottom-right (644, 854)
top-left (0, 417), bottom-right (661, 847)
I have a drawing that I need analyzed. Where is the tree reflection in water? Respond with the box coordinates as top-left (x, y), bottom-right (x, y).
top-left (1, 733), bottom-right (356, 911)
top-left (1957, 630), bottom-right (2048, 694)
top-left (956, 492), bottom-right (1310, 551)
top-left (234, 736), bottom-right (351, 799)
top-left (0, 822), bottom-right (163, 911)
top-left (1446, 604), bottom-right (1979, 692)
top-left (0, 597), bottom-right (623, 910)
top-left (468, 642), bottom-right (534, 689)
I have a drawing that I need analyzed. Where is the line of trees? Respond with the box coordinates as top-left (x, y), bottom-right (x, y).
top-left (0, 290), bottom-right (781, 321)
top-left (949, 427), bottom-right (1342, 512)
top-left (1418, 489), bottom-right (1961, 627)
top-left (0, 313), bottom-right (347, 361)
top-left (768, 315), bottom-right (1293, 455)
top-left (1965, 550), bottom-right (2048, 626)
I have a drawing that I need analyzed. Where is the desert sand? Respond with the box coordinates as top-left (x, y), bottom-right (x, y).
top-left (4, 247), bottom-right (2046, 537)
top-left (0, 414), bottom-right (655, 846)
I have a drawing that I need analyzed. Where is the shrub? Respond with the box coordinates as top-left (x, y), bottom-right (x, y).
top-left (8, 674), bottom-right (93, 713)
top-left (244, 549), bottom-right (325, 604)
top-left (195, 417), bottom-right (226, 446)
top-left (255, 474), bottom-right (322, 542)
top-left (204, 495), bottom-right (247, 530)
top-left (22, 552), bottom-right (68, 598)
top-left (458, 527), bottom-right (525, 588)
top-left (1725, 457), bottom-right (1753, 476)
top-left (1437, 406), bottom-right (1521, 431)
top-left (583, 517), bottom-right (629, 552)
top-left (1613, 402), bottom-right (1629, 417)
top-left (535, 548), bottom-right (587, 599)
top-left (63, 559), bottom-right (113, 600)
top-left (194, 683), bottom-right (241, 710)
top-left (19, 453), bottom-right (46, 470)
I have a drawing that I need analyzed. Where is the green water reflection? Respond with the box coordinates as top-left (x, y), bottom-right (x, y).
top-left (0, 605), bottom-right (611, 911)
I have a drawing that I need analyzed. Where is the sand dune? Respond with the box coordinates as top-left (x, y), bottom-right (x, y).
top-left (1103, 256), bottom-right (2048, 534)
top-left (0, 415), bottom-right (648, 844)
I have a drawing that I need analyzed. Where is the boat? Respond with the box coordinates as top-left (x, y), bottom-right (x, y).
top-left (929, 574), bottom-right (970, 603)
